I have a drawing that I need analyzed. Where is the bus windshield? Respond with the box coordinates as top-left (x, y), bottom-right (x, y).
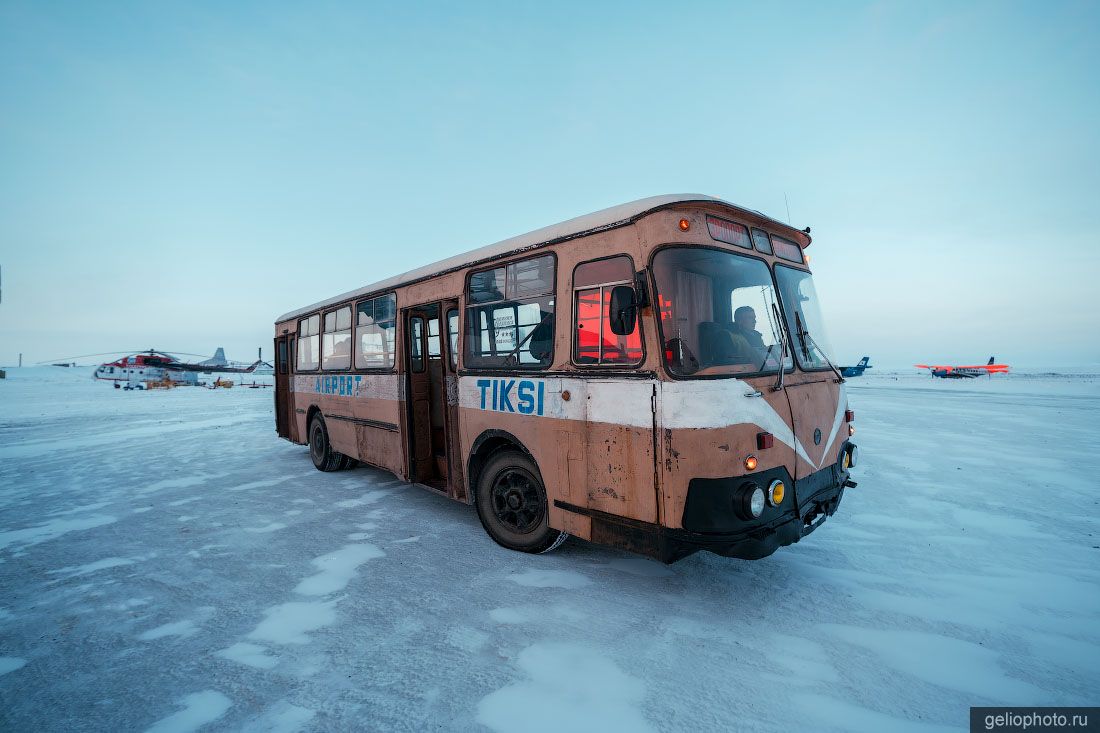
top-left (652, 247), bottom-right (792, 377)
top-left (774, 264), bottom-right (835, 371)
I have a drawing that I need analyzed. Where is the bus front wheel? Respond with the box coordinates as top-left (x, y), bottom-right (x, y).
top-left (475, 450), bottom-right (565, 554)
top-left (309, 415), bottom-right (347, 472)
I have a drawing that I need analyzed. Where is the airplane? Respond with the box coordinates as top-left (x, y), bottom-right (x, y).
top-left (92, 349), bottom-right (265, 387)
top-left (915, 356), bottom-right (1009, 379)
top-left (839, 356), bottom-right (872, 377)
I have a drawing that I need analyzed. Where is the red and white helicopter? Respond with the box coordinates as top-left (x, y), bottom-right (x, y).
top-left (915, 356), bottom-right (1010, 379)
top-left (92, 348), bottom-right (266, 387)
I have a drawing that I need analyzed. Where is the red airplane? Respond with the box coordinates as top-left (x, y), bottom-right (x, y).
top-left (915, 356), bottom-right (1009, 379)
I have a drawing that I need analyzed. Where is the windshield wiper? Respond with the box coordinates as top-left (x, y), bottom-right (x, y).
top-left (794, 311), bottom-right (846, 383)
top-left (794, 310), bottom-right (810, 361)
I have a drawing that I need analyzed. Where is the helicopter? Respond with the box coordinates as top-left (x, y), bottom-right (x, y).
top-left (85, 348), bottom-right (266, 387)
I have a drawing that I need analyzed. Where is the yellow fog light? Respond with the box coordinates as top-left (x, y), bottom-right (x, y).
top-left (842, 451), bottom-right (851, 469)
top-left (767, 479), bottom-right (785, 506)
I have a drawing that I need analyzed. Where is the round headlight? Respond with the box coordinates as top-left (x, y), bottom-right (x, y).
top-left (767, 479), bottom-right (785, 506)
top-left (749, 487), bottom-right (765, 518)
top-left (848, 444), bottom-right (859, 468)
top-left (736, 483), bottom-right (766, 521)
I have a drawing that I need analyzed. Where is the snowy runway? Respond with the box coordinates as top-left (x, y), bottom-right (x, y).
top-left (1, 368), bottom-right (1097, 732)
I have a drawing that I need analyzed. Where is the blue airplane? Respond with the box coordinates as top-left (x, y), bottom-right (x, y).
top-left (839, 356), bottom-right (872, 378)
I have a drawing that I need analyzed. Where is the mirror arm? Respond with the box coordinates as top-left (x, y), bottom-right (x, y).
top-left (633, 270), bottom-right (651, 308)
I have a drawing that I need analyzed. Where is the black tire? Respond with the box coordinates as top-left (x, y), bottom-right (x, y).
top-left (309, 415), bottom-right (345, 472)
top-left (475, 450), bottom-right (565, 554)
top-left (338, 455), bottom-right (359, 471)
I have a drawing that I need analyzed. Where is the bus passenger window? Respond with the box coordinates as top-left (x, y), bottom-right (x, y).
top-left (355, 293), bottom-right (397, 369)
top-left (465, 254), bottom-right (555, 369)
top-left (447, 309), bottom-right (459, 371)
top-left (573, 256), bottom-right (643, 366)
top-left (297, 314), bottom-right (320, 371)
top-left (322, 306), bottom-right (352, 370)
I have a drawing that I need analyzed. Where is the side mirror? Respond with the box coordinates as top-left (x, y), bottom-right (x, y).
top-left (608, 285), bottom-right (637, 336)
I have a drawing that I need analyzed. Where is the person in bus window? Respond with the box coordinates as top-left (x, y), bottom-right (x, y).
top-left (528, 310), bottom-right (553, 363)
top-left (728, 306), bottom-right (765, 348)
top-left (700, 322), bottom-right (752, 366)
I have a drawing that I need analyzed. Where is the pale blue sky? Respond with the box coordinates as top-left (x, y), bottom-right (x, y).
top-left (2, 1), bottom-right (1097, 368)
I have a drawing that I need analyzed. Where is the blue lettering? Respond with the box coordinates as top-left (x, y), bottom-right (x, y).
top-left (537, 381), bottom-right (544, 415)
top-left (355, 375), bottom-right (362, 396)
top-left (517, 380), bottom-right (534, 414)
top-left (315, 378), bottom-right (321, 393)
top-left (492, 380), bottom-right (499, 410)
top-left (499, 380), bottom-right (515, 412)
top-left (477, 379), bottom-right (491, 409)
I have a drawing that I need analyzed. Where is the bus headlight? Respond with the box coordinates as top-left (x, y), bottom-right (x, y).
top-left (737, 483), bottom-right (766, 520)
top-left (845, 444), bottom-right (859, 469)
top-left (767, 479), bottom-right (785, 506)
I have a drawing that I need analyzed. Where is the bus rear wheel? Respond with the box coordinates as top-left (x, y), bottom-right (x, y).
top-left (475, 450), bottom-right (565, 554)
top-left (309, 415), bottom-right (347, 472)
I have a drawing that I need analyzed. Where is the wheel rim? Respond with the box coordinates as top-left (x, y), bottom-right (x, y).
top-left (310, 423), bottom-right (324, 463)
top-left (490, 468), bottom-right (544, 534)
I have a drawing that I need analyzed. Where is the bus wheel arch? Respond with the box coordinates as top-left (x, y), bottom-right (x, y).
top-left (469, 431), bottom-right (566, 554)
top-left (467, 430), bottom-right (537, 498)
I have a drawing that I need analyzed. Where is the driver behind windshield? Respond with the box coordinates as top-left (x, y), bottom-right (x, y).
top-left (727, 306), bottom-right (765, 348)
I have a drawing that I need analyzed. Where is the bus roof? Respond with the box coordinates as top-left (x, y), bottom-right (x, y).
top-left (275, 193), bottom-right (803, 324)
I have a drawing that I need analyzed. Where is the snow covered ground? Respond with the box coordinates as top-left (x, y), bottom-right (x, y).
top-left (1, 366), bottom-right (1097, 732)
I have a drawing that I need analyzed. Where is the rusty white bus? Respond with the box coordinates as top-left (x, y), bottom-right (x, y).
top-left (273, 194), bottom-right (859, 562)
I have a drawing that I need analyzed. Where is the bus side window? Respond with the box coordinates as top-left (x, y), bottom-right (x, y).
top-left (322, 306), bottom-right (352, 370)
top-left (446, 309), bottom-right (459, 371)
top-left (464, 254), bottom-right (555, 369)
top-left (573, 256), bottom-right (643, 366)
top-left (297, 314), bottom-right (320, 371)
top-left (355, 293), bottom-right (397, 370)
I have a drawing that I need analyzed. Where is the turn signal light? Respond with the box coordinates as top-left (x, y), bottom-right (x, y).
top-left (849, 425), bottom-right (855, 436)
top-left (767, 479), bottom-right (785, 506)
top-left (679, 218), bottom-right (691, 231)
top-left (842, 444), bottom-right (860, 469)
top-left (744, 455), bottom-right (758, 471)
top-left (757, 432), bottom-right (774, 450)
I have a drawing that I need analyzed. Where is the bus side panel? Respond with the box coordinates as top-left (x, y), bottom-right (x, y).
top-left (584, 380), bottom-right (658, 524)
top-left (325, 399), bottom-right (358, 458)
top-left (294, 372), bottom-right (408, 478)
top-left (458, 376), bottom-right (593, 542)
top-left (457, 376), bottom-right (659, 537)
top-left (349, 373), bottom-right (405, 477)
top-left (356, 425), bottom-right (404, 475)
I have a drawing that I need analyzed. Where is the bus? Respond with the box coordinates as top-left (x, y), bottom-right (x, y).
top-left (273, 194), bottom-right (859, 563)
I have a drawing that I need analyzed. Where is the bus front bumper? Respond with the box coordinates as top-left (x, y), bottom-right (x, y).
top-left (554, 460), bottom-right (850, 563)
